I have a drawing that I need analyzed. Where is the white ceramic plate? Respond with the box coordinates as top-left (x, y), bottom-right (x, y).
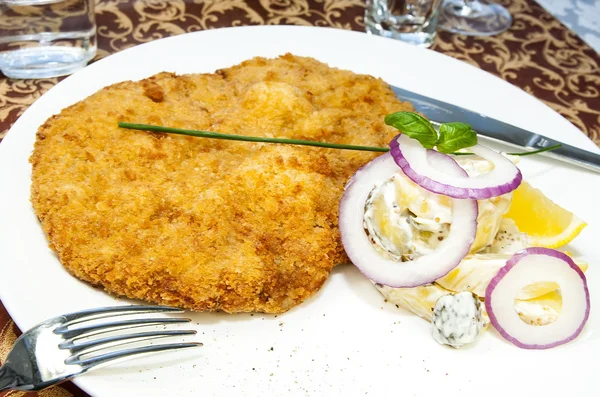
top-left (0, 26), bottom-right (599, 397)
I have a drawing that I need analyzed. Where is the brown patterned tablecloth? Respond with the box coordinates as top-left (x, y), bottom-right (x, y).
top-left (1, 0), bottom-right (599, 396)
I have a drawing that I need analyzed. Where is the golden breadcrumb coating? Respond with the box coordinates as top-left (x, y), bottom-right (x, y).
top-left (30, 54), bottom-right (414, 313)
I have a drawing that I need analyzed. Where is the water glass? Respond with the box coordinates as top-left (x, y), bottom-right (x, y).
top-left (365, 0), bottom-right (442, 47)
top-left (0, 0), bottom-right (97, 79)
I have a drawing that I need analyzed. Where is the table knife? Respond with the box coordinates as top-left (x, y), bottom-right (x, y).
top-left (391, 85), bottom-right (600, 174)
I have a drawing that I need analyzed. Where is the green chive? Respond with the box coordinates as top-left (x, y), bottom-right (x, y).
top-left (506, 144), bottom-right (562, 156)
top-left (118, 122), bottom-right (560, 157)
top-left (453, 144), bottom-right (562, 157)
top-left (118, 122), bottom-right (389, 153)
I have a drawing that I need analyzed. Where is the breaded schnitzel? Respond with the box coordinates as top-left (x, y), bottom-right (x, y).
top-left (30, 54), bottom-right (414, 313)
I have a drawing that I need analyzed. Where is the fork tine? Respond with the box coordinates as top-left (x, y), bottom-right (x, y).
top-left (66, 342), bottom-right (202, 367)
top-left (60, 305), bottom-right (183, 324)
top-left (60, 330), bottom-right (197, 352)
top-left (54, 318), bottom-right (191, 339)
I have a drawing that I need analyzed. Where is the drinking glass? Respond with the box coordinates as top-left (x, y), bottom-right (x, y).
top-left (365, 0), bottom-right (443, 48)
top-left (438, 0), bottom-right (512, 36)
top-left (0, 0), bottom-right (97, 79)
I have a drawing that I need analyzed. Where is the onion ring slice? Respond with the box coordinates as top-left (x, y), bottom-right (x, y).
top-left (389, 134), bottom-right (522, 199)
top-left (485, 247), bottom-right (590, 349)
top-left (339, 152), bottom-right (478, 288)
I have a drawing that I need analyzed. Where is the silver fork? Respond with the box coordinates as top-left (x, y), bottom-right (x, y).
top-left (0, 305), bottom-right (201, 391)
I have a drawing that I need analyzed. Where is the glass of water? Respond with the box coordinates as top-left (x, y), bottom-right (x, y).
top-left (0, 0), bottom-right (96, 79)
top-left (438, 0), bottom-right (512, 36)
top-left (365, 0), bottom-right (443, 48)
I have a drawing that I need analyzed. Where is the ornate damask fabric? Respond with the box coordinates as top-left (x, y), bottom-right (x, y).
top-left (0, 1), bottom-right (599, 396)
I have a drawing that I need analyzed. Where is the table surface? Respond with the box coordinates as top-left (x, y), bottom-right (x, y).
top-left (537, 0), bottom-right (600, 53)
top-left (1, 0), bottom-right (599, 396)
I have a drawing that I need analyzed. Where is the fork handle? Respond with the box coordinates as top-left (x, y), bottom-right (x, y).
top-left (0, 365), bottom-right (18, 391)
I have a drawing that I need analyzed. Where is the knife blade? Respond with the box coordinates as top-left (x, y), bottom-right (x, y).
top-left (390, 85), bottom-right (600, 173)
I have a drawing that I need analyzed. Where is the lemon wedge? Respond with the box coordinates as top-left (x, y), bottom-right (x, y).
top-left (502, 181), bottom-right (587, 248)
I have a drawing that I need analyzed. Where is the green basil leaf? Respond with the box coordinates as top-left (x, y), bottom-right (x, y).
top-left (436, 122), bottom-right (478, 153)
top-left (384, 112), bottom-right (437, 149)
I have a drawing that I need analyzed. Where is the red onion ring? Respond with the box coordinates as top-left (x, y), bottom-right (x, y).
top-left (389, 134), bottom-right (522, 199)
top-left (485, 247), bottom-right (590, 349)
top-left (338, 152), bottom-right (478, 288)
